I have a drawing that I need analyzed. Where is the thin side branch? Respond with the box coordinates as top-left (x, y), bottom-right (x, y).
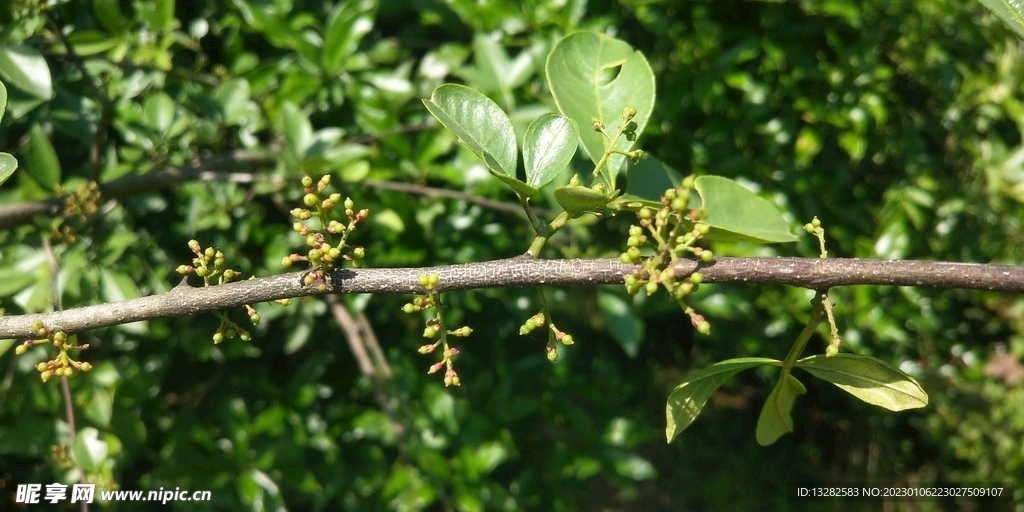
top-left (2, 257), bottom-right (1023, 339)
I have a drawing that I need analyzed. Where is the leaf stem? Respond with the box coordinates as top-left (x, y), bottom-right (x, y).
top-left (779, 292), bottom-right (825, 381)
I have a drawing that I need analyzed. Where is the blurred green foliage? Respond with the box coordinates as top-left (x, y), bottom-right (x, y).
top-left (1, 0), bottom-right (1023, 510)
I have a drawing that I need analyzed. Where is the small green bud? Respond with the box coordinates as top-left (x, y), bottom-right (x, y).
top-left (303, 193), bottom-right (318, 207)
top-left (53, 331), bottom-right (66, 343)
top-left (282, 256), bottom-right (293, 268)
top-left (622, 106), bottom-right (637, 121)
top-left (301, 176), bottom-right (314, 188)
top-left (629, 225), bottom-right (643, 237)
top-left (328, 248), bottom-right (341, 260)
top-left (696, 223), bottom-right (709, 235)
top-left (561, 334), bottom-right (574, 345)
top-left (204, 247), bottom-right (215, 259)
top-left (40, 370), bottom-right (52, 382)
top-left (36, 362), bottom-right (48, 372)
top-left (682, 175), bottom-right (696, 190)
top-left (15, 344), bottom-right (28, 356)
top-left (223, 269), bottom-right (236, 280)
top-left (546, 346), bottom-right (558, 362)
top-left (671, 197), bottom-right (687, 213)
top-left (319, 175), bottom-right (332, 187)
top-left (344, 197), bottom-right (354, 210)
top-left (690, 272), bottom-right (704, 284)
top-left (250, 314), bottom-right (261, 325)
top-left (188, 239), bottom-right (200, 251)
top-left (638, 207), bottom-right (652, 220)
top-left (696, 321), bottom-right (711, 335)
top-left (591, 116), bottom-right (604, 131)
top-left (403, 303), bottom-right (417, 314)
top-left (423, 325), bottom-right (438, 338)
top-left (176, 264), bottom-right (189, 274)
top-left (645, 281), bottom-right (659, 296)
top-left (308, 249), bottom-right (322, 261)
top-left (195, 267), bottom-right (209, 277)
top-left (80, 362), bottom-right (93, 372)
top-left (213, 332), bottom-right (224, 344)
top-left (811, 217), bottom-right (821, 229)
top-left (804, 223), bottom-right (815, 233)
top-left (418, 344), bottom-right (434, 354)
top-left (329, 193), bottom-right (341, 204)
top-left (418, 275), bottom-right (431, 286)
top-left (700, 250), bottom-right (714, 263)
top-left (32, 320), bottom-right (44, 331)
top-left (306, 235), bottom-right (318, 247)
top-left (240, 331), bottom-right (251, 342)
top-left (626, 247), bottom-right (641, 261)
top-left (353, 247), bottom-right (365, 260)
top-left (619, 253), bottom-right (633, 264)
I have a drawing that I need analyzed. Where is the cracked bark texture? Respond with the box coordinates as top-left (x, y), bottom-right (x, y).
top-left (1, 256), bottom-right (1023, 339)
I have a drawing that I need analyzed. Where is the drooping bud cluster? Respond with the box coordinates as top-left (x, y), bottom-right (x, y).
top-left (15, 321), bottom-right (93, 382)
top-left (517, 310), bottom-right (577, 363)
top-left (619, 176), bottom-right (714, 335)
top-left (404, 274), bottom-right (471, 387)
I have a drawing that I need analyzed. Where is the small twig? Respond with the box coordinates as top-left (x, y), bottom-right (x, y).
top-left (364, 179), bottom-right (551, 217)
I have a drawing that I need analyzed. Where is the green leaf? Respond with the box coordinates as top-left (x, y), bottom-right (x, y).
top-left (755, 374), bottom-right (806, 446)
top-left (694, 175), bottom-right (798, 243)
top-left (142, 92), bottom-right (175, 134)
top-left (281, 101), bottom-right (312, 156)
top-left (597, 290), bottom-right (643, 358)
top-left (977, 0), bottom-right (1024, 39)
top-left (0, 153), bottom-right (16, 188)
top-left (488, 166), bottom-right (539, 197)
top-left (553, 184), bottom-right (611, 213)
top-left (322, 0), bottom-right (377, 73)
top-left (69, 427), bottom-right (108, 473)
top-left (666, 357), bottom-right (779, 443)
top-left (0, 44), bottom-right (53, 100)
top-left (547, 32), bottom-right (655, 184)
top-left (620, 155), bottom-right (683, 210)
top-left (523, 113), bottom-right (578, 190)
top-left (422, 84), bottom-right (517, 177)
top-left (212, 77), bottom-right (251, 125)
top-left (92, 0), bottom-right (130, 33)
top-left (795, 354), bottom-right (929, 411)
top-left (0, 80), bottom-right (7, 122)
top-left (21, 124), bottom-right (61, 192)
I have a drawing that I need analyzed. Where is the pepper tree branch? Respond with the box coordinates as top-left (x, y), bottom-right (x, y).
top-left (2, 256), bottom-right (1023, 339)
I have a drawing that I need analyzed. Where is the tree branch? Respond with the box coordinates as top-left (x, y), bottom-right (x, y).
top-left (2, 256), bottom-right (1023, 339)
top-left (0, 152), bottom-right (275, 230)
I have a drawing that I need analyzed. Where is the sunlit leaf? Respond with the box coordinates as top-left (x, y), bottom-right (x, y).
top-left (0, 44), bottom-right (53, 99)
top-left (796, 354), bottom-right (928, 411)
top-left (666, 357), bottom-right (779, 443)
top-left (523, 113), bottom-right (578, 190)
top-left (547, 33), bottom-right (654, 184)
top-left (422, 84), bottom-right (517, 177)
top-left (694, 175), bottom-right (797, 243)
top-left (0, 153), bottom-right (16, 188)
top-left (977, 0), bottom-right (1024, 39)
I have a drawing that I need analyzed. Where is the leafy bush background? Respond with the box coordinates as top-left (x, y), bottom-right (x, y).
top-left (1, 0), bottom-right (1023, 510)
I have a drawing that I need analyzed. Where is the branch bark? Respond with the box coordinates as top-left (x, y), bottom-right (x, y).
top-left (2, 256), bottom-right (1023, 339)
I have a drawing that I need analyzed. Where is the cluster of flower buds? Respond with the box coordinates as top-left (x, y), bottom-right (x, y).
top-left (406, 274), bottom-right (471, 387)
top-left (176, 240), bottom-right (261, 343)
top-left (283, 176), bottom-right (367, 291)
top-left (619, 177), bottom-right (714, 334)
top-left (176, 239), bottom-right (239, 285)
top-left (518, 311), bottom-right (576, 362)
top-left (15, 321), bottom-right (93, 382)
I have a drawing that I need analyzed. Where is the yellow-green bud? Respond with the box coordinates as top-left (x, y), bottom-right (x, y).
top-left (303, 193), bottom-right (318, 207)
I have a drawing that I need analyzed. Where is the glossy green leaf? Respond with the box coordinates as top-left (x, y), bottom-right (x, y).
top-left (523, 113), bottom-right (578, 190)
top-left (666, 357), bottom-right (779, 443)
top-left (547, 32), bottom-right (655, 183)
top-left (0, 80), bottom-right (7, 122)
top-left (66, 31), bottom-right (122, 56)
top-left (423, 84), bottom-right (517, 176)
top-left (69, 427), bottom-right (108, 473)
top-left (597, 290), bottom-right (643, 358)
top-left (694, 175), bottom-right (798, 243)
top-left (322, 0), bottom-right (377, 73)
top-left (0, 44), bottom-right (53, 99)
top-left (0, 153), bottom-right (16, 187)
top-left (21, 124), bottom-right (61, 192)
top-left (977, 0), bottom-right (1024, 39)
top-left (143, 92), bottom-right (175, 134)
top-left (796, 354), bottom-right (929, 411)
top-left (755, 374), bottom-right (806, 446)
top-left (553, 184), bottom-right (611, 213)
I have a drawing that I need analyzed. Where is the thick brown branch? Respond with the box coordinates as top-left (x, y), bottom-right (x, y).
top-left (1, 257), bottom-right (1023, 339)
